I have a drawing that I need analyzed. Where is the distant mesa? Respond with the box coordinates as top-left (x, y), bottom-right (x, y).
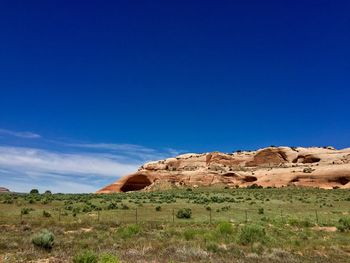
top-left (0, 187), bottom-right (10, 193)
top-left (97, 146), bottom-right (350, 193)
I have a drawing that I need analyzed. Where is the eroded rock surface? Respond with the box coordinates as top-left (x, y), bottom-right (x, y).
top-left (97, 147), bottom-right (350, 193)
top-left (0, 187), bottom-right (10, 193)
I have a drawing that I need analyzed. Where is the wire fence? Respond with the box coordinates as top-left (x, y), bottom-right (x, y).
top-left (0, 206), bottom-right (346, 226)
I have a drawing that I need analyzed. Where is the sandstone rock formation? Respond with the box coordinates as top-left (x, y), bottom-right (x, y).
top-left (0, 187), bottom-right (10, 193)
top-left (97, 146), bottom-right (350, 193)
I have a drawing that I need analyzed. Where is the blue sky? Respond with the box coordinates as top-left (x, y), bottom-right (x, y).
top-left (0, 1), bottom-right (349, 193)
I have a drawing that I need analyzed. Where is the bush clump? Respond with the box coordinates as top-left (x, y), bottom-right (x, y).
top-left (99, 253), bottom-right (120, 263)
top-left (117, 224), bottom-right (142, 239)
top-left (73, 250), bottom-right (98, 263)
top-left (21, 207), bottom-right (34, 215)
top-left (30, 189), bottom-right (39, 194)
top-left (337, 217), bottom-right (350, 232)
top-left (216, 221), bottom-right (233, 235)
top-left (31, 229), bottom-right (54, 250)
top-left (43, 210), bottom-right (51, 217)
top-left (176, 208), bottom-right (192, 219)
top-left (238, 224), bottom-right (267, 245)
top-left (288, 218), bottom-right (314, 228)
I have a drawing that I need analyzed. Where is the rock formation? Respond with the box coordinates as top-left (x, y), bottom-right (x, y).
top-left (0, 187), bottom-right (10, 193)
top-left (97, 146), bottom-right (350, 193)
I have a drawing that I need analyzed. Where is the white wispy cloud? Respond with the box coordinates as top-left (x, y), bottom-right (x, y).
top-left (0, 142), bottom-right (180, 193)
top-left (67, 143), bottom-right (158, 153)
top-left (0, 128), bottom-right (41, 139)
top-left (0, 127), bottom-right (181, 193)
top-left (0, 146), bottom-right (139, 178)
top-left (66, 142), bottom-right (181, 161)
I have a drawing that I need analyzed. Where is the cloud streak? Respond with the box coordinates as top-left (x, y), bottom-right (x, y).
top-left (66, 142), bottom-right (181, 161)
top-left (0, 146), bottom-right (139, 178)
top-left (0, 128), bottom-right (181, 193)
top-left (0, 128), bottom-right (41, 139)
top-left (0, 141), bottom-right (180, 193)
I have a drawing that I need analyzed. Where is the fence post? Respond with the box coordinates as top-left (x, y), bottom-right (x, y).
top-left (209, 209), bottom-right (212, 224)
top-left (172, 208), bottom-right (175, 223)
top-left (58, 208), bottom-right (61, 222)
top-left (135, 208), bottom-right (138, 224)
top-left (245, 210), bottom-right (248, 223)
top-left (315, 210), bottom-right (318, 225)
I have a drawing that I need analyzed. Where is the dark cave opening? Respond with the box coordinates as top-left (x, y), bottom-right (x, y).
top-left (120, 174), bottom-right (152, 192)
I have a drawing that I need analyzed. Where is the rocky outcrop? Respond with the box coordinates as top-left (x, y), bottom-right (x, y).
top-left (97, 146), bottom-right (350, 193)
top-left (0, 187), bottom-right (10, 193)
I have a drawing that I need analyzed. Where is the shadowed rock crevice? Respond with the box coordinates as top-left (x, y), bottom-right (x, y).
top-left (293, 155), bottom-right (321, 164)
top-left (329, 176), bottom-right (350, 185)
top-left (120, 174), bottom-right (152, 192)
top-left (246, 149), bottom-right (289, 167)
top-left (242, 175), bottom-right (257, 182)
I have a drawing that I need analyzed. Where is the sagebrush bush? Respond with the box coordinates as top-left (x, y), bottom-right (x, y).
top-left (337, 217), bottom-right (350, 232)
top-left (21, 207), bottom-right (33, 215)
top-left (43, 210), bottom-right (51, 217)
top-left (31, 229), bottom-right (54, 250)
top-left (99, 253), bottom-right (120, 263)
top-left (118, 224), bottom-right (142, 239)
top-left (288, 218), bottom-right (314, 228)
top-left (183, 228), bottom-right (197, 240)
top-left (73, 250), bottom-right (98, 263)
top-left (216, 221), bottom-right (233, 235)
top-left (237, 224), bottom-right (267, 245)
top-left (176, 208), bottom-right (192, 219)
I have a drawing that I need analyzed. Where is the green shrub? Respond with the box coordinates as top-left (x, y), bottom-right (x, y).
top-left (183, 228), bottom-right (197, 240)
top-left (30, 189), bottom-right (39, 194)
top-left (21, 207), bottom-right (33, 215)
top-left (176, 208), bottom-right (192, 219)
top-left (155, 206), bottom-right (161, 211)
top-left (31, 229), bottom-right (54, 250)
top-left (238, 224), bottom-right (267, 245)
top-left (288, 218), bottom-right (314, 228)
top-left (121, 203), bottom-right (129, 210)
top-left (258, 208), bottom-right (264, 214)
top-left (99, 253), bottom-right (120, 263)
top-left (337, 217), bottom-right (350, 232)
top-left (73, 250), bottom-right (98, 263)
top-left (107, 202), bottom-right (118, 210)
top-left (118, 224), bottom-right (141, 239)
top-left (303, 167), bottom-right (314, 173)
top-left (216, 221), bottom-right (233, 235)
top-left (43, 210), bottom-right (51, 217)
top-left (206, 242), bottom-right (220, 253)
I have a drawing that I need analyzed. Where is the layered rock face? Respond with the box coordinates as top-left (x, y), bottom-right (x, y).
top-left (97, 147), bottom-right (350, 193)
top-left (0, 187), bottom-right (10, 193)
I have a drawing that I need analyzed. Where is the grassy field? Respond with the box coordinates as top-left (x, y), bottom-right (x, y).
top-left (0, 187), bottom-right (350, 262)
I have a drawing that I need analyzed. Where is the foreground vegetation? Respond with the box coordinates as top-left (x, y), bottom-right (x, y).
top-left (0, 187), bottom-right (350, 262)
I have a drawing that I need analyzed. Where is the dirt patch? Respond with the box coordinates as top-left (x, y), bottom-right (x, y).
top-left (311, 226), bottom-right (337, 232)
top-left (29, 257), bottom-right (63, 263)
top-left (64, 227), bottom-right (93, 235)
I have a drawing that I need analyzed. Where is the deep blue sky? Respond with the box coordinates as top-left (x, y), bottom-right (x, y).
top-left (0, 0), bottom-right (349, 166)
top-left (1, 1), bottom-right (350, 151)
